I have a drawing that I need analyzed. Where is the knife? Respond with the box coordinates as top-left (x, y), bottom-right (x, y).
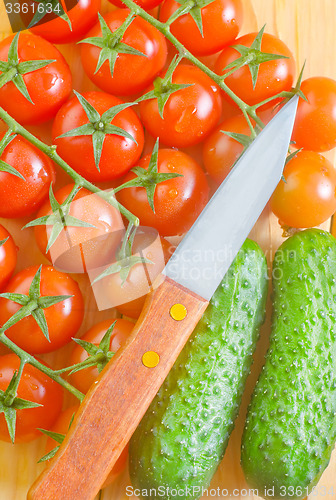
top-left (28, 96), bottom-right (298, 500)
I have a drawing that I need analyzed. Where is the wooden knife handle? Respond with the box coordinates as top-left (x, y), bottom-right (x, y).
top-left (28, 276), bottom-right (208, 500)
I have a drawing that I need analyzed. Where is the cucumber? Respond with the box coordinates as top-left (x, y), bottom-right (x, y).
top-left (129, 239), bottom-right (268, 500)
top-left (241, 228), bottom-right (336, 499)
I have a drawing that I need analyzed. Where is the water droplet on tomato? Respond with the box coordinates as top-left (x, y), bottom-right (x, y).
top-left (42, 72), bottom-right (58, 91)
top-left (168, 188), bottom-right (178, 199)
top-left (174, 106), bottom-right (196, 133)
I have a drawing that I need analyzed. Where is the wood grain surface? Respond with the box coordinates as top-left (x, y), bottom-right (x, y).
top-left (0, 0), bottom-right (335, 499)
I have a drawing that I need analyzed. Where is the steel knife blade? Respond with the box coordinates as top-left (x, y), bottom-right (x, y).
top-left (165, 95), bottom-right (299, 300)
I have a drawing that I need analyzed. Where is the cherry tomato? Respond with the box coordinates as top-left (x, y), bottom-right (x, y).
top-left (115, 235), bottom-right (175, 318)
top-left (159, 0), bottom-right (243, 56)
top-left (0, 33), bottom-right (72, 124)
top-left (45, 405), bottom-right (129, 486)
top-left (0, 225), bottom-right (17, 291)
top-left (139, 64), bottom-right (222, 147)
top-left (117, 149), bottom-right (209, 235)
top-left (34, 184), bottom-right (124, 274)
top-left (69, 319), bottom-right (134, 393)
top-left (26, 0), bottom-right (101, 44)
top-left (0, 265), bottom-right (84, 354)
top-left (202, 114), bottom-right (253, 185)
top-left (0, 134), bottom-right (55, 219)
top-left (215, 32), bottom-right (295, 107)
top-left (92, 228), bottom-right (168, 315)
top-left (81, 10), bottom-right (167, 96)
top-left (52, 91), bottom-right (145, 182)
top-left (271, 150), bottom-right (336, 228)
top-left (108, 0), bottom-right (162, 10)
top-left (0, 354), bottom-right (63, 443)
top-left (292, 77), bottom-right (336, 153)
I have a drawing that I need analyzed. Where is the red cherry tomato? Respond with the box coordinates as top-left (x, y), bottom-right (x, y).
top-left (108, 0), bottom-right (162, 10)
top-left (81, 10), bottom-right (167, 96)
top-left (215, 32), bottom-right (295, 107)
top-left (117, 149), bottom-right (209, 236)
top-left (159, 0), bottom-right (243, 56)
top-left (0, 134), bottom-right (55, 219)
top-left (114, 234), bottom-right (174, 319)
top-left (292, 77), bottom-right (336, 153)
top-left (0, 225), bottom-right (17, 291)
top-left (69, 319), bottom-right (134, 393)
top-left (52, 91), bottom-right (145, 182)
top-left (140, 64), bottom-right (222, 147)
top-left (0, 265), bottom-right (84, 354)
top-left (271, 150), bottom-right (336, 228)
top-left (34, 184), bottom-right (124, 274)
top-left (45, 405), bottom-right (129, 486)
top-left (0, 354), bottom-right (63, 443)
top-left (0, 33), bottom-right (72, 124)
top-left (26, 0), bottom-right (101, 44)
top-left (202, 114), bottom-right (253, 185)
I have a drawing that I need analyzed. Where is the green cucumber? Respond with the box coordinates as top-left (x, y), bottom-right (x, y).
top-left (241, 228), bottom-right (336, 499)
top-left (129, 239), bottom-right (268, 500)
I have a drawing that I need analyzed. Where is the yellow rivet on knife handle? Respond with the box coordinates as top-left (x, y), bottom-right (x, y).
top-left (170, 303), bottom-right (187, 321)
top-left (142, 351), bottom-right (160, 368)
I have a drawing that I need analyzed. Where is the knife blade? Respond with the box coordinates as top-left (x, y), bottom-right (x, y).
top-left (28, 96), bottom-right (298, 500)
top-left (165, 95), bottom-right (299, 300)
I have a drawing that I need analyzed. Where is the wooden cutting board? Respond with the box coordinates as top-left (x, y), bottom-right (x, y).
top-left (0, 0), bottom-right (335, 499)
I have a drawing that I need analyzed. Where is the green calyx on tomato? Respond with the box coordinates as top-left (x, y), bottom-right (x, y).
top-left (0, 368), bottom-right (41, 444)
top-left (159, 0), bottom-right (244, 56)
top-left (0, 132), bottom-right (25, 180)
top-left (28, 0), bottom-right (71, 29)
top-left (78, 12), bottom-right (146, 78)
top-left (55, 321), bottom-right (118, 378)
top-left (284, 148), bottom-right (302, 166)
top-left (93, 224), bottom-right (153, 286)
top-left (38, 428), bottom-right (67, 462)
top-left (221, 128), bottom-right (255, 149)
top-left (222, 26), bottom-right (288, 89)
top-left (0, 32), bottom-right (56, 104)
top-left (137, 54), bottom-right (193, 118)
top-left (56, 90), bottom-right (137, 171)
top-left (24, 183), bottom-right (96, 253)
top-left (0, 266), bottom-right (72, 343)
top-left (80, 9), bottom-right (168, 96)
top-left (0, 354), bottom-right (64, 443)
top-left (70, 322), bottom-right (116, 374)
top-left (166, 0), bottom-right (215, 36)
top-left (115, 138), bottom-right (182, 213)
top-left (39, 412), bottom-right (75, 462)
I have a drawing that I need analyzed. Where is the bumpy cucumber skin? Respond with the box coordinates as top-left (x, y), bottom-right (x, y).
top-left (129, 239), bottom-right (268, 500)
top-left (241, 229), bottom-right (336, 500)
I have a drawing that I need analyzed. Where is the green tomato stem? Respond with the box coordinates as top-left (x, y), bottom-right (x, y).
top-left (3, 358), bottom-right (26, 406)
top-left (0, 106), bottom-right (139, 227)
top-left (0, 332), bottom-right (85, 402)
top-left (250, 91), bottom-right (294, 111)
